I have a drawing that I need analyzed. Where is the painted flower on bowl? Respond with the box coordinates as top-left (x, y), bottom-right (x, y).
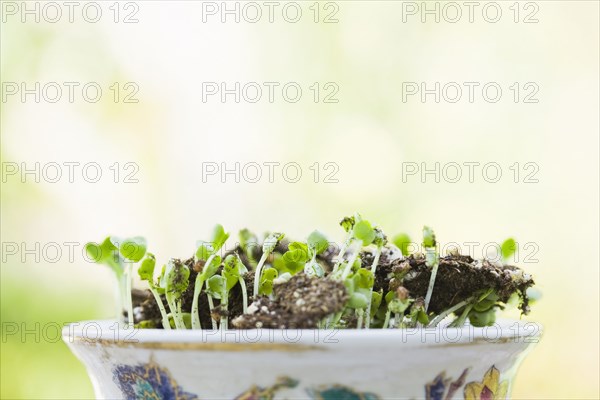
top-left (464, 366), bottom-right (508, 400)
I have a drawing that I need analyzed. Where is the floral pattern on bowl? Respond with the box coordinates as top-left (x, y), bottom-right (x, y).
top-left (112, 361), bottom-right (509, 400)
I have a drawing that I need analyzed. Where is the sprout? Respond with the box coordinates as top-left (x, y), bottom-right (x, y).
top-left (259, 268), bottom-right (278, 296)
top-left (392, 233), bottom-right (412, 257)
top-left (280, 242), bottom-right (310, 275)
top-left (253, 232), bottom-right (284, 298)
top-left (364, 227), bottom-right (387, 329)
top-left (138, 253), bottom-right (170, 330)
top-left (85, 237), bottom-right (125, 322)
top-left (384, 287), bottom-right (413, 328)
top-left (112, 236), bottom-right (147, 327)
top-left (305, 230), bottom-right (328, 277)
top-left (159, 259), bottom-right (190, 329)
top-left (224, 254), bottom-right (249, 314)
top-left (422, 226), bottom-right (439, 313)
top-left (239, 228), bottom-right (259, 268)
top-left (191, 224), bottom-right (230, 330)
top-left (500, 238), bottom-right (517, 263)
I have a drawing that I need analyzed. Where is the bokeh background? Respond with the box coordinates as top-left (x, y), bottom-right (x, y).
top-left (1, 1), bottom-right (598, 398)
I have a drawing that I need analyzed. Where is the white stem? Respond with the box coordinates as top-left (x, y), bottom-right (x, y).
top-left (423, 247), bottom-right (439, 312)
top-left (206, 280), bottom-right (218, 329)
top-left (394, 312), bottom-right (400, 328)
top-left (253, 252), bottom-right (269, 298)
top-left (191, 275), bottom-right (205, 330)
top-left (428, 296), bottom-right (475, 328)
top-left (382, 309), bottom-right (391, 329)
top-left (166, 293), bottom-right (182, 329)
top-left (125, 263), bottom-right (134, 328)
top-left (332, 233), bottom-right (353, 273)
top-left (356, 309), bottom-right (364, 329)
top-left (239, 276), bottom-right (248, 313)
top-left (149, 287), bottom-right (171, 330)
top-left (220, 283), bottom-right (229, 330)
top-left (364, 247), bottom-right (382, 329)
top-left (340, 243), bottom-right (360, 281)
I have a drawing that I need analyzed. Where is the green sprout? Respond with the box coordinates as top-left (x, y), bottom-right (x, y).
top-left (90, 214), bottom-right (536, 331)
top-left (500, 238), bottom-right (517, 263)
top-left (191, 224), bottom-right (229, 330)
top-left (138, 253), bottom-right (170, 330)
top-left (364, 227), bottom-right (387, 328)
top-left (85, 237), bottom-right (125, 322)
top-left (239, 228), bottom-right (259, 268)
top-left (224, 254), bottom-right (249, 313)
top-left (392, 233), bottom-right (412, 257)
top-left (113, 236), bottom-right (147, 327)
top-left (253, 232), bottom-right (284, 298)
top-left (305, 230), bottom-right (328, 277)
top-left (279, 242), bottom-right (310, 275)
top-left (259, 268), bottom-right (278, 296)
top-left (384, 287), bottom-right (413, 328)
top-left (422, 226), bottom-right (439, 313)
top-left (159, 259), bottom-right (190, 329)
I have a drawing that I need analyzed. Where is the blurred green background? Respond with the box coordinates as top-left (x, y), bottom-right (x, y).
top-left (1, 1), bottom-right (598, 398)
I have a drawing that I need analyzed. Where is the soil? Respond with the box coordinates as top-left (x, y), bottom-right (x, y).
top-left (133, 243), bottom-right (534, 328)
top-left (232, 274), bottom-right (348, 329)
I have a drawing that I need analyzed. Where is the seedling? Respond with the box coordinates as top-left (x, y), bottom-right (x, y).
top-left (253, 232), bottom-right (284, 298)
top-left (85, 237), bottom-right (125, 321)
top-left (224, 254), bottom-right (249, 314)
top-left (92, 213), bottom-right (536, 331)
top-left (191, 224), bottom-right (230, 330)
top-left (422, 226), bottom-right (438, 312)
top-left (138, 253), bottom-right (171, 330)
top-left (159, 259), bottom-right (190, 329)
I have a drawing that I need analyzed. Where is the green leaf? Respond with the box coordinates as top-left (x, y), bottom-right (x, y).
top-left (354, 220), bottom-right (375, 246)
top-left (259, 267), bottom-right (278, 295)
top-left (195, 243), bottom-right (212, 261)
top-left (340, 216), bottom-right (355, 232)
top-left (392, 233), bottom-right (412, 257)
top-left (422, 226), bottom-right (436, 248)
top-left (163, 260), bottom-right (190, 299)
top-left (200, 255), bottom-right (222, 280)
top-left (85, 237), bottom-right (123, 277)
top-left (223, 255), bottom-right (241, 289)
top-left (348, 292), bottom-right (368, 309)
top-left (239, 229), bottom-right (258, 250)
top-left (352, 269), bottom-right (374, 289)
top-left (119, 237), bottom-right (147, 262)
top-left (304, 259), bottom-right (324, 277)
top-left (469, 309), bottom-right (496, 327)
top-left (211, 224), bottom-right (229, 251)
top-left (372, 227), bottom-right (387, 248)
top-left (207, 275), bottom-right (224, 298)
top-left (370, 291), bottom-right (382, 316)
top-left (263, 232), bottom-right (284, 254)
top-left (500, 238), bottom-right (517, 261)
top-left (307, 230), bottom-right (328, 255)
top-left (138, 253), bottom-right (156, 282)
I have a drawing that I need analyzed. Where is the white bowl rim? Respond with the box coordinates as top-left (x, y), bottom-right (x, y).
top-left (62, 319), bottom-right (542, 349)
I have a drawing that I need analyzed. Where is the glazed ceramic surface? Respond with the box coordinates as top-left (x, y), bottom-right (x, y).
top-left (63, 319), bottom-right (541, 400)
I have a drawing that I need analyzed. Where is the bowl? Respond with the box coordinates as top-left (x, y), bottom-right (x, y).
top-left (63, 319), bottom-right (541, 399)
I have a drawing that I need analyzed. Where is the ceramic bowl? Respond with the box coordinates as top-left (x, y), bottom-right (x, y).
top-left (63, 319), bottom-right (541, 399)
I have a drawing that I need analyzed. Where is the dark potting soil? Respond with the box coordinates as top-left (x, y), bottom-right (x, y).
top-left (133, 246), bottom-right (533, 328)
